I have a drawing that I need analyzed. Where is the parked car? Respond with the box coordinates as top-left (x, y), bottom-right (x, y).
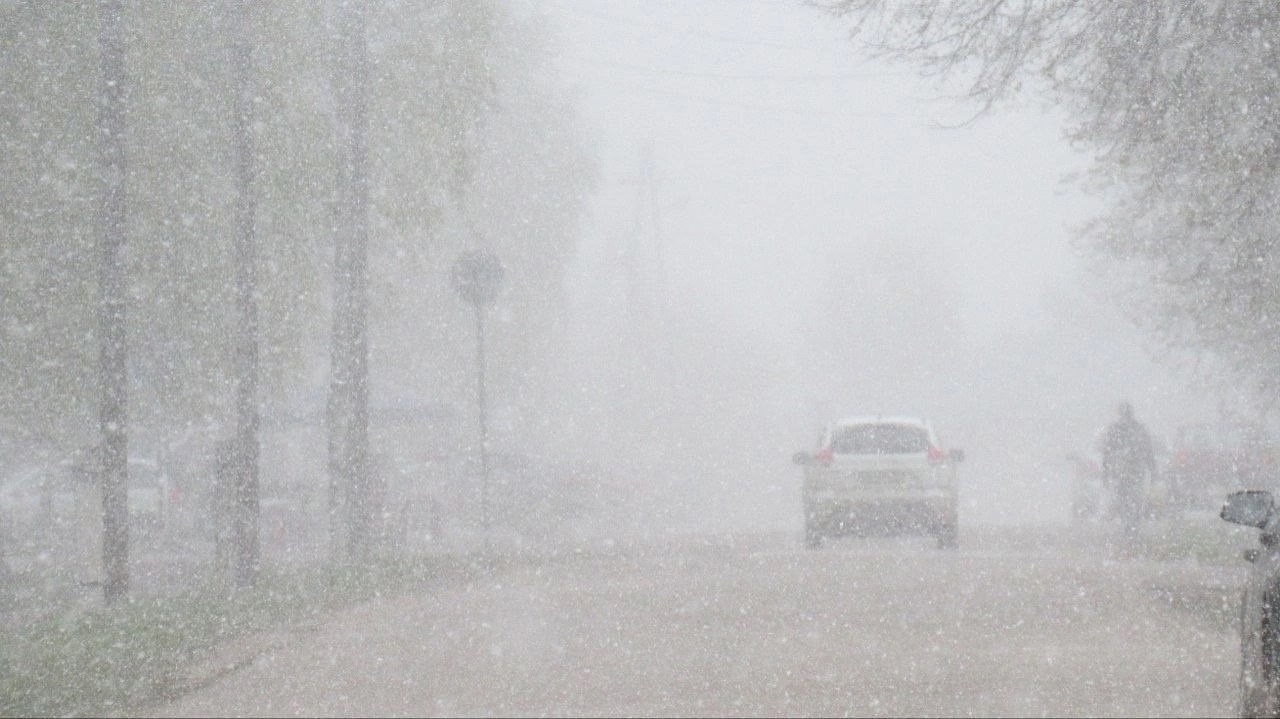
top-left (486, 450), bottom-right (600, 540)
top-left (1171, 423), bottom-right (1276, 514)
top-left (0, 465), bottom-right (76, 521)
top-left (0, 464), bottom-right (77, 543)
top-left (1220, 489), bottom-right (1280, 715)
top-left (793, 416), bottom-right (963, 549)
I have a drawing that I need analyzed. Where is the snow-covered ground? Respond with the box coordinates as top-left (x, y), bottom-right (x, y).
top-left (156, 527), bottom-right (1242, 717)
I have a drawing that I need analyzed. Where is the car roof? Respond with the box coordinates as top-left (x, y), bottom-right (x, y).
top-left (831, 415), bottom-right (932, 428)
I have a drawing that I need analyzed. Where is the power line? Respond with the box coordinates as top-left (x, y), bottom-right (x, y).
top-left (548, 0), bottom-right (827, 52)
top-left (560, 54), bottom-right (910, 82)
top-left (543, 1), bottom-right (920, 117)
top-left (563, 71), bottom-right (915, 118)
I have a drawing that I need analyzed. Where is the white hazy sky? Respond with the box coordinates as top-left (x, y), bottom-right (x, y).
top-left (545, 0), bottom-right (1094, 342)
top-left (534, 0), bottom-right (1221, 525)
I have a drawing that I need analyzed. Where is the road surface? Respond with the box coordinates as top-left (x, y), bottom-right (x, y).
top-left (157, 529), bottom-right (1244, 717)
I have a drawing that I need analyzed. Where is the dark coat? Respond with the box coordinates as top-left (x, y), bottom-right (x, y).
top-left (1101, 417), bottom-right (1156, 488)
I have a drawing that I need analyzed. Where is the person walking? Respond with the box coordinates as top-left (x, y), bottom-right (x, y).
top-left (1100, 401), bottom-right (1158, 546)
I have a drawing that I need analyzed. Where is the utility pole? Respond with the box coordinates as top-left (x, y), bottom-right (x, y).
top-left (228, 0), bottom-right (261, 588)
top-left (621, 142), bottom-right (672, 361)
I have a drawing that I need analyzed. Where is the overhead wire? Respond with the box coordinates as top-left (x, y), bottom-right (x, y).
top-left (559, 68), bottom-right (917, 118)
top-left (546, 0), bottom-right (827, 52)
top-left (544, 0), bottom-right (922, 118)
top-left (558, 55), bottom-right (912, 83)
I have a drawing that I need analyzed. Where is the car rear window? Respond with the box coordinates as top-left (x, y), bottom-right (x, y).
top-left (832, 424), bottom-right (929, 455)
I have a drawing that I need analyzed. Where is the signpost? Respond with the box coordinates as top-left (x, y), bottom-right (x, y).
top-left (450, 251), bottom-right (504, 553)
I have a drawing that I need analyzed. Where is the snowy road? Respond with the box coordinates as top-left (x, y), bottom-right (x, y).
top-left (158, 530), bottom-right (1243, 717)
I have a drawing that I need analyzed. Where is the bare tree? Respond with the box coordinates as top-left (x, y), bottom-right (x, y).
top-left (95, 0), bottom-right (129, 605)
top-left (227, 0), bottom-right (261, 588)
top-left (820, 1), bottom-right (1280, 404)
top-left (328, 0), bottom-right (374, 562)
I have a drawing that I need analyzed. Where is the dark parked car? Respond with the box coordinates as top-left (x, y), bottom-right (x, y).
top-left (1221, 490), bottom-right (1280, 716)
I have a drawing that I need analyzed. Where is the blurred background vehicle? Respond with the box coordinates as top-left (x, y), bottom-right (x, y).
top-left (482, 450), bottom-right (632, 548)
top-left (0, 463), bottom-right (78, 556)
top-left (1066, 450), bottom-right (1105, 522)
top-left (1168, 422), bottom-right (1277, 516)
top-left (377, 449), bottom-right (456, 552)
top-left (127, 456), bottom-right (171, 539)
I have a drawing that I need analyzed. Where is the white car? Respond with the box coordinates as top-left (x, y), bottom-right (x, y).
top-left (793, 416), bottom-right (963, 549)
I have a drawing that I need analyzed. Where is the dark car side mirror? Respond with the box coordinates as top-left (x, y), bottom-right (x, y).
top-left (1221, 490), bottom-right (1275, 529)
top-left (948, 449), bottom-right (965, 463)
top-left (792, 451), bottom-right (813, 466)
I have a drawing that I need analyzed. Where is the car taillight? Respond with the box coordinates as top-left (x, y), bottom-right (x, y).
top-left (816, 447), bottom-right (834, 466)
top-left (928, 446), bottom-right (947, 464)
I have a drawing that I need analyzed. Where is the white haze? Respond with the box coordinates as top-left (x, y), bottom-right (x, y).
top-left (2, 4), bottom-right (1264, 715)
top-left (529, 0), bottom-right (1221, 532)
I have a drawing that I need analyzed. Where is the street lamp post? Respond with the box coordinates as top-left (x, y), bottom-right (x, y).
top-left (450, 251), bottom-right (504, 554)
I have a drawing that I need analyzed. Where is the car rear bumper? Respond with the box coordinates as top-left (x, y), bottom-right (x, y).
top-left (805, 493), bottom-right (956, 535)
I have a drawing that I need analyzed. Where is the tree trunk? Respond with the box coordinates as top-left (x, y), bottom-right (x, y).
top-left (227, 0), bottom-right (261, 588)
top-left (328, 0), bottom-right (373, 563)
top-left (96, 0), bottom-right (130, 605)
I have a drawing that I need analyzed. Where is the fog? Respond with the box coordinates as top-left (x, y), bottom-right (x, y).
top-left (0, 0), bottom-right (1243, 569)
top-left (6, 2), bottom-right (1276, 716)
top-left (537, 0), bottom-right (1219, 531)
top-left (0, 1), bottom-right (1234, 555)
